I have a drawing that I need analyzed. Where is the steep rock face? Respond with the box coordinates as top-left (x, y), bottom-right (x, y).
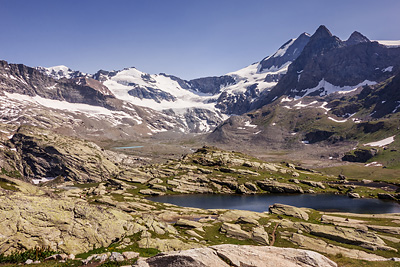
top-left (8, 126), bottom-right (119, 182)
top-left (345, 31), bottom-right (370, 46)
top-left (0, 61), bottom-right (115, 108)
top-left (128, 86), bottom-right (177, 103)
top-left (259, 32), bottom-right (310, 72)
top-left (188, 75), bottom-right (236, 94)
top-left (256, 26), bottom-right (400, 107)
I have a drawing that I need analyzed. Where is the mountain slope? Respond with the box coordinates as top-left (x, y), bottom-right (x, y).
top-left (254, 26), bottom-right (400, 108)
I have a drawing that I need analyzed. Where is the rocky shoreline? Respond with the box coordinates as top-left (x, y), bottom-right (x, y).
top-left (1, 130), bottom-right (400, 266)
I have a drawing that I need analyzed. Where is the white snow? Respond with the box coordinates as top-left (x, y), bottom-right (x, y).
top-left (365, 162), bottom-right (383, 167)
top-left (244, 121), bottom-right (257, 128)
top-left (281, 97), bottom-right (293, 103)
top-left (32, 177), bottom-right (55, 184)
top-left (382, 66), bottom-right (393, 72)
top-left (302, 79), bottom-right (376, 97)
top-left (3, 92), bottom-right (135, 126)
top-left (375, 40), bottom-right (400, 48)
top-left (364, 136), bottom-right (395, 147)
top-left (273, 39), bottom-right (296, 58)
top-left (328, 117), bottom-right (348, 123)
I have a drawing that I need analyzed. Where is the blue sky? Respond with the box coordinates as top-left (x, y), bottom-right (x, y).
top-left (1, 0), bottom-right (399, 79)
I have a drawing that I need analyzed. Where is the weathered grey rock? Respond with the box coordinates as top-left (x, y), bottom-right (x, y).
top-left (251, 226), bottom-right (269, 245)
top-left (289, 179), bottom-right (300, 184)
top-left (236, 216), bottom-right (259, 225)
top-left (236, 184), bottom-right (251, 194)
top-left (348, 192), bottom-right (360, 198)
top-left (367, 225), bottom-right (400, 235)
top-left (148, 178), bottom-right (163, 185)
top-left (212, 244), bottom-right (337, 267)
top-left (133, 244), bottom-right (337, 267)
top-left (209, 177), bottom-right (238, 190)
top-left (150, 184), bottom-right (167, 192)
top-left (25, 259), bottom-right (33, 264)
top-left (217, 210), bottom-right (267, 222)
top-left (257, 180), bottom-right (304, 194)
top-left (139, 189), bottom-right (165, 196)
top-left (298, 222), bottom-right (395, 251)
top-left (45, 253), bottom-right (69, 261)
top-left (289, 233), bottom-right (387, 261)
top-left (0, 192), bottom-right (137, 255)
top-left (122, 251), bottom-right (140, 260)
top-left (220, 222), bottom-right (252, 239)
top-left (137, 237), bottom-right (202, 252)
top-left (109, 252), bottom-right (124, 262)
top-left (320, 215), bottom-right (367, 230)
top-left (134, 246), bottom-right (230, 267)
top-left (244, 182), bottom-right (257, 191)
top-left (300, 180), bottom-right (325, 189)
top-left (175, 219), bottom-right (203, 229)
top-left (269, 203), bottom-right (309, 220)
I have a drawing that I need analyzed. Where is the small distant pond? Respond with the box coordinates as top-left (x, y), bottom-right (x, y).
top-left (113, 146), bottom-right (144, 149)
top-left (148, 194), bottom-right (400, 214)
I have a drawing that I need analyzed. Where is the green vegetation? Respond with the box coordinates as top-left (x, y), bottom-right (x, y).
top-left (0, 247), bottom-right (59, 264)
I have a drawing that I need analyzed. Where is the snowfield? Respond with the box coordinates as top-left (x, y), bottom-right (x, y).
top-left (364, 136), bottom-right (396, 147)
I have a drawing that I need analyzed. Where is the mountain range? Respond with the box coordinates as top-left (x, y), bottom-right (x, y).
top-left (1, 25), bottom-right (400, 170)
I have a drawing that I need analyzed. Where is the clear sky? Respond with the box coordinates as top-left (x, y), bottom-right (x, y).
top-left (1, 0), bottom-right (399, 79)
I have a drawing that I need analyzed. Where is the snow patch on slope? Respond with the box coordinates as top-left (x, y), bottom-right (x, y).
top-left (3, 92), bottom-right (138, 126)
top-left (364, 136), bottom-right (395, 147)
top-left (302, 79), bottom-right (376, 97)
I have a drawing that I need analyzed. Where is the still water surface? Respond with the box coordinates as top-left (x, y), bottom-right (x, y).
top-left (148, 194), bottom-right (400, 214)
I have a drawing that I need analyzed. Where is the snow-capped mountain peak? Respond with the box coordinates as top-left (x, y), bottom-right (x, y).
top-left (36, 65), bottom-right (86, 80)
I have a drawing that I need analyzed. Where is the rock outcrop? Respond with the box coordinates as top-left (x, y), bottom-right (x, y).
top-left (134, 244), bottom-right (337, 267)
top-left (257, 180), bottom-right (304, 194)
top-left (0, 189), bottom-right (137, 255)
top-left (269, 203), bottom-right (309, 220)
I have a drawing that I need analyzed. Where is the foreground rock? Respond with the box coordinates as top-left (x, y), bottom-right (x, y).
top-left (0, 191), bottom-right (137, 255)
top-left (134, 244), bottom-right (337, 267)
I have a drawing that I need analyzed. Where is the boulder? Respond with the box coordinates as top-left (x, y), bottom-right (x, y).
top-left (137, 237), bottom-right (202, 252)
top-left (175, 219), bottom-right (202, 229)
top-left (236, 216), bottom-right (259, 225)
top-left (109, 252), bottom-right (124, 262)
top-left (298, 222), bottom-right (395, 251)
top-left (150, 184), bottom-right (167, 192)
top-left (217, 210), bottom-right (267, 222)
top-left (139, 189), bottom-right (165, 196)
top-left (251, 226), bottom-right (269, 245)
top-left (133, 244), bottom-right (337, 267)
top-left (220, 222), bottom-right (252, 240)
top-left (257, 180), bottom-right (304, 194)
top-left (289, 233), bottom-right (387, 261)
top-left (122, 251), bottom-right (140, 260)
top-left (134, 247), bottom-right (230, 267)
top-left (320, 215), bottom-right (367, 230)
top-left (348, 192), bottom-right (360, 198)
top-left (300, 180), bottom-right (325, 189)
top-left (244, 182), bottom-right (258, 191)
top-left (269, 203), bottom-right (309, 220)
